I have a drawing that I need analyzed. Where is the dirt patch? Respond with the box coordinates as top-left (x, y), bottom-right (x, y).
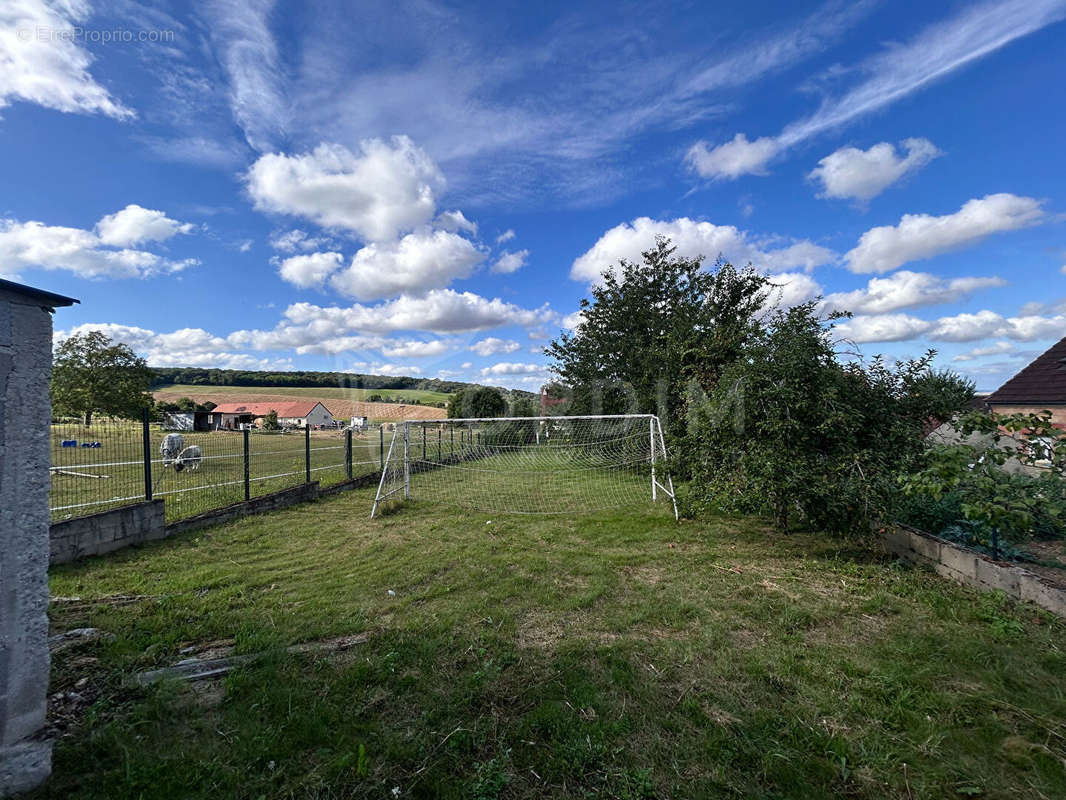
top-left (621, 565), bottom-right (665, 586)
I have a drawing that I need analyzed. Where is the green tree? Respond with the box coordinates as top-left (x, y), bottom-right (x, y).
top-left (175, 397), bottom-right (197, 413)
top-left (511, 396), bottom-right (539, 417)
top-left (546, 237), bottom-right (769, 427)
top-left (52, 331), bottom-right (152, 424)
top-left (686, 303), bottom-right (973, 533)
top-left (448, 387), bottom-right (508, 418)
top-left (262, 409), bottom-right (280, 430)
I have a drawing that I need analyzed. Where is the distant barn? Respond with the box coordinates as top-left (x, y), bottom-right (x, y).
top-left (210, 400), bottom-right (336, 429)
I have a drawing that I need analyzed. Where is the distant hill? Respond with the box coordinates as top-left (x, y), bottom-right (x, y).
top-left (149, 367), bottom-right (537, 404)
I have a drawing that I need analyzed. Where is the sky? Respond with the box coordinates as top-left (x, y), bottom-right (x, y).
top-left (2, 0), bottom-right (1065, 391)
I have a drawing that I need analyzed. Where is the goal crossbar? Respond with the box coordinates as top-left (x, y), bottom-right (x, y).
top-left (370, 414), bottom-right (677, 520)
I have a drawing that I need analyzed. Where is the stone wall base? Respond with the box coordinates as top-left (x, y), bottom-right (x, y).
top-left (882, 524), bottom-right (1066, 618)
top-left (0, 740), bottom-right (51, 797)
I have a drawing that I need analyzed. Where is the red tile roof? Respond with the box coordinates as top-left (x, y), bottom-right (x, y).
top-left (211, 401), bottom-right (332, 418)
top-left (986, 336), bottom-right (1066, 406)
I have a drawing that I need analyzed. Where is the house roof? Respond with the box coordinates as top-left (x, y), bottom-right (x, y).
top-left (211, 400), bottom-right (333, 418)
top-left (0, 278), bottom-right (78, 309)
top-left (985, 335), bottom-right (1066, 406)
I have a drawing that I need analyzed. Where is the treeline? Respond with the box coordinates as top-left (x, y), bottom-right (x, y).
top-left (149, 367), bottom-right (535, 398)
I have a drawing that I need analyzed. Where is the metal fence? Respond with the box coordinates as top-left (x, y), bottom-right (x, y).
top-left (50, 411), bottom-right (389, 523)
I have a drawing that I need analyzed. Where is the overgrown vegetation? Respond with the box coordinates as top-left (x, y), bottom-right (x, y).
top-left (901, 409), bottom-right (1066, 552)
top-left (40, 489), bottom-right (1066, 798)
top-left (684, 303), bottom-right (975, 533)
top-left (546, 238), bottom-right (983, 536)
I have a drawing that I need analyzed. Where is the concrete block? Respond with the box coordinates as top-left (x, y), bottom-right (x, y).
top-left (0, 740), bottom-right (51, 797)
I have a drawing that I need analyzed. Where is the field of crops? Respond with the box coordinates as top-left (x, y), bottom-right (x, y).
top-left (153, 384), bottom-right (451, 420)
top-left (50, 419), bottom-right (390, 523)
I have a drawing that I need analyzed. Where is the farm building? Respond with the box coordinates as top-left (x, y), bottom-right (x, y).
top-left (211, 401), bottom-right (336, 429)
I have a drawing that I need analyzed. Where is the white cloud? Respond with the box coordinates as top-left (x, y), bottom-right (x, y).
top-left (496, 229), bottom-right (516, 244)
top-left (835, 309), bottom-right (1066, 344)
top-left (469, 337), bottom-right (521, 356)
top-left (328, 229), bottom-right (485, 301)
top-left (491, 249), bottom-right (528, 274)
top-left (95, 204), bottom-right (194, 247)
top-left (571, 217), bottom-right (836, 284)
top-left (834, 314), bottom-right (935, 343)
top-left (780, 0), bottom-right (1066, 149)
top-left (480, 362), bottom-right (545, 376)
top-left (953, 341), bottom-right (1014, 361)
top-left (822, 270), bottom-right (1006, 314)
top-left (435, 210), bottom-right (478, 235)
top-left (380, 339), bottom-right (450, 358)
top-left (245, 138), bottom-right (444, 241)
top-left (0, 216), bottom-right (197, 280)
top-left (349, 361), bottom-right (418, 377)
top-left (845, 194), bottom-right (1045, 273)
top-left (204, 0), bottom-right (287, 152)
top-left (809, 138), bottom-right (941, 201)
top-left (764, 272), bottom-right (823, 309)
top-left (273, 289), bottom-right (554, 335)
top-left (277, 251), bottom-right (343, 289)
top-left (0, 0), bottom-right (133, 119)
top-left (561, 311), bottom-right (584, 330)
top-left (685, 134), bottom-right (779, 180)
top-left (269, 229), bottom-right (334, 253)
top-left (691, 1), bottom-right (1066, 180)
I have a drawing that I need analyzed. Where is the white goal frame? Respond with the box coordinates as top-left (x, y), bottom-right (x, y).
top-left (370, 413), bottom-right (677, 519)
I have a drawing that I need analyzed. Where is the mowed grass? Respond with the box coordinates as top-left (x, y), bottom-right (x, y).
top-left (154, 383), bottom-right (453, 407)
top-left (42, 489), bottom-right (1066, 799)
top-left (51, 422), bottom-right (385, 523)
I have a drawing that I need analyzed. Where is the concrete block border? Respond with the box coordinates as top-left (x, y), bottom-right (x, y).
top-left (881, 523), bottom-right (1066, 618)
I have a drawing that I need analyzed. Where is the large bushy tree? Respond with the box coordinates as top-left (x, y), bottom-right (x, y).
top-left (447, 386), bottom-right (508, 418)
top-left (546, 237), bottom-right (769, 427)
top-left (685, 303), bottom-right (975, 533)
top-left (52, 331), bottom-right (153, 424)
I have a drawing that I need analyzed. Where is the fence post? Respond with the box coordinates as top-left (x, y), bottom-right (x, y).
top-left (450, 426), bottom-right (454, 459)
top-left (379, 425), bottom-right (384, 470)
top-left (305, 425), bottom-right (311, 483)
top-left (142, 407), bottom-right (152, 502)
top-left (422, 424), bottom-right (426, 462)
top-left (243, 428), bottom-right (251, 501)
top-left (438, 427), bottom-right (441, 462)
top-left (345, 428), bottom-right (353, 481)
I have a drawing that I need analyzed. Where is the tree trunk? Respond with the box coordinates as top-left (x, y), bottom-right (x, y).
top-left (84, 410), bottom-right (92, 426)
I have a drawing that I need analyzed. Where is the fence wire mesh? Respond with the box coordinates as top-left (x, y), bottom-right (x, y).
top-left (50, 416), bottom-right (388, 524)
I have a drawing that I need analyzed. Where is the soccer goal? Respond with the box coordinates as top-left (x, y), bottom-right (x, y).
top-left (370, 414), bottom-right (677, 519)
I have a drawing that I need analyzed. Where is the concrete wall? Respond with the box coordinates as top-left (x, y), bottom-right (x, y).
top-left (49, 502), bottom-right (166, 565)
top-left (882, 524), bottom-right (1066, 618)
top-left (0, 289), bottom-right (55, 795)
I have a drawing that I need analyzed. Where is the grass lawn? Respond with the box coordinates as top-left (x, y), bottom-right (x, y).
top-left (41, 488), bottom-right (1066, 799)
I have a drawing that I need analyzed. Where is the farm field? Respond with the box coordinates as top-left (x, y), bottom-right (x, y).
top-left (153, 384), bottom-right (451, 420)
top-left (42, 490), bottom-right (1066, 799)
top-left (50, 420), bottom-right (386, 523)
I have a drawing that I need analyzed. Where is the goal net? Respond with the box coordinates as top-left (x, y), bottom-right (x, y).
top-left (370, 414), bottom-right (677, 519)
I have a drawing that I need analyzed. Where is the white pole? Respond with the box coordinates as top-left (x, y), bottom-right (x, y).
top-left (403, 422), bottom-right (410, 499)
top-left (650, 416), bottom-right (657, 501)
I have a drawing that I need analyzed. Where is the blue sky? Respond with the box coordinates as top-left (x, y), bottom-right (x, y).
top-left (2, 0), bottom-right (1065, 391)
